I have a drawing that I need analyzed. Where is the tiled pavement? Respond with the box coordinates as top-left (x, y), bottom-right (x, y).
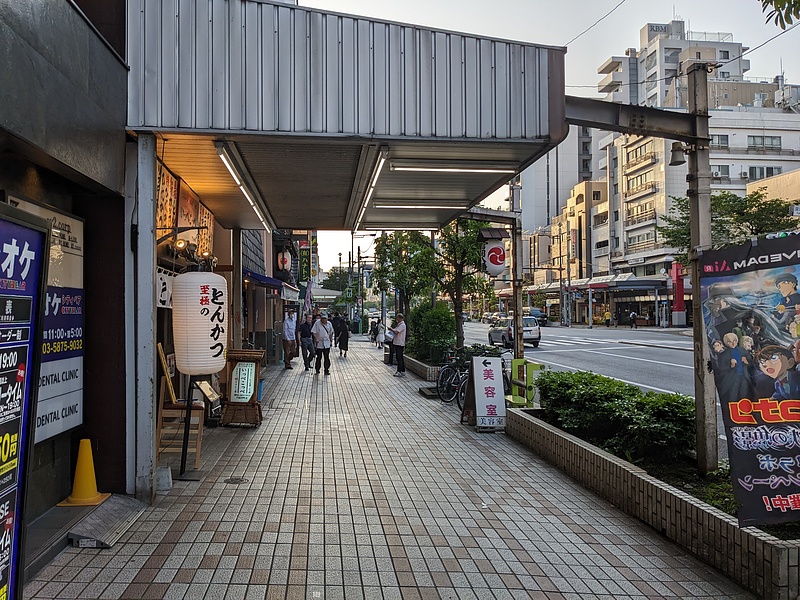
top-left (24, 337), bottom-right (753, 599)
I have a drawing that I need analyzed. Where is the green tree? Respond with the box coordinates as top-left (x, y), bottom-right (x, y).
top-left (372, 232), bottom-right (435, 320)
top-left (320, 266), bottom-right (349, 291)
top-left (656, 189), bottom-right (797, 263)
top-left (761, 0), bottom-right (800, 27)
top-left (430, 219), bottom-right (490, 349)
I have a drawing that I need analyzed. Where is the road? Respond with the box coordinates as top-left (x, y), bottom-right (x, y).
top-left (463, 320), bottom-right (728, 459)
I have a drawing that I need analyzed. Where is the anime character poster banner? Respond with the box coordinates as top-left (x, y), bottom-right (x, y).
top-left (700, 234), bottom-right (800, 527)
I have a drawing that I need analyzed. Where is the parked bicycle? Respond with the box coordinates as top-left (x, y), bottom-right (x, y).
top-left (436, 345), bottom-right (511, 410)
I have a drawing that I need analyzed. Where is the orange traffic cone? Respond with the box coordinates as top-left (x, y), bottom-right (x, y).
top-left (58, 439), bottom-right (111, 506)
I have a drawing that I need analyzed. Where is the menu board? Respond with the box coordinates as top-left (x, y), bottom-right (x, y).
top-left (0, 202), bottom-right (50, 600)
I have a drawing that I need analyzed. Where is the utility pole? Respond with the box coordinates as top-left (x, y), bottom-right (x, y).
top-left (566, 226), bottom-right (572, 327)
top-left (430, 231), bottom-right (437, 309)
top-left (357, 245), bottom-right (362, 334)
top-left (687, 62), bottom-right (718, 475)
top-left (511, 183), bottom-right (524, 359)
top-left (557, 222), bottom-right (564, 326)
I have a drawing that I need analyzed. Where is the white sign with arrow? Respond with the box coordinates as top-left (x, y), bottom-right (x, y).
top-left (471, 356), bottom-right (506, 430)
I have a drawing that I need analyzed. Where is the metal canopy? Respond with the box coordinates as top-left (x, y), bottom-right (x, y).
top-left (128, 0), bottom-right (568, 232)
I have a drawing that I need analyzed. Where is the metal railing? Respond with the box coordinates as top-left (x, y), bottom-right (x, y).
top-left (623, 181), bottom-right (656, 199)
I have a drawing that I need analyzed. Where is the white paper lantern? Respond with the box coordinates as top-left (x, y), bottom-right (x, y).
top-left (483, 241), bottom-right (506, 277)
top-left (172, 271), bottom-right (229, 375)
top-left (277, 250), bottom-right (291, 270)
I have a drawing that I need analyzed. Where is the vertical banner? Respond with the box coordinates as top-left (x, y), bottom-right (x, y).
top-left (5, 197), bottom-right (84, 443)
top-left (700, 234), bottom-right (800, 526)
top-left (177, 182), bottom-right (199, 245)
top-left (471, 356), bottom-right (506, 431)
top-left (0, 202), bottom-right (50, 600)
top-left (298, 241), bottom-right (311, 283)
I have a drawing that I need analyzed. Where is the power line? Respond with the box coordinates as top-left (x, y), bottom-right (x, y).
top-left (721, 21), bottom-right (799, 66)
top-left (564, 0), bottom-right (629, 47)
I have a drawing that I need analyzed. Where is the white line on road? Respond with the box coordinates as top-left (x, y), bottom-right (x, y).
top-left (583, 349), bottom-right (692, 369)
top-left (524, 357), bottom-right (681, 393)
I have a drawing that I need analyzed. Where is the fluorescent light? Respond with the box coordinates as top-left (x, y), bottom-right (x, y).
top-left (373, 203), bottom-right (467, 210)
top-left (218, 151), bottom-right (241, 186)
top-left (354, 149), bottom-right (387, 231)
top-left (216, 141), bottom-right (274, 233)
top-left (389, 160), bottom-right (518, 174)
top-left (364, 226), bottom-right (433, 232)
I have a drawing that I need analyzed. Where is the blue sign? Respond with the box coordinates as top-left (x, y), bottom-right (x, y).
top-left (0, 203), bottom-right (49, 600)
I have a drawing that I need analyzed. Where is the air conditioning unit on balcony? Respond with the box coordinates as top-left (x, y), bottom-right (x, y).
top-left (741, 171), bottom-right (750, 179)
top-left (711, 170), bottom-right (721, 178)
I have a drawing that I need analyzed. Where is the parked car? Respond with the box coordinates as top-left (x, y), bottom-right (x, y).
top-left (481, 312), bottom-right (493, 324)
top-left (490, 312), bottom-right (506, 325)
top-left (528, 308), bottom-right (548, 327)
top-left (488, 316), bottom-right (541, 348)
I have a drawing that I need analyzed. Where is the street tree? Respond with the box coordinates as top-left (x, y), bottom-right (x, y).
top-left (657, 189), bottom-right (797, 263)
top-left (372, 231), bottom-right (435, 319)
top-left (429, 219), bottom-right (490, 349)
top-left (320, 266), bottom-right (349, 291)
top-left (761, 0), bottom-right (800, 27)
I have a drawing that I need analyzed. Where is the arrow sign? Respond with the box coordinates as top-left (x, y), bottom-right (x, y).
top-left (482, 359), bottom-right (491, 367)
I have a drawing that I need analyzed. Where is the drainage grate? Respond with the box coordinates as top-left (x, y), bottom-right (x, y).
top-left (223, 477), bottom-right (249, 485)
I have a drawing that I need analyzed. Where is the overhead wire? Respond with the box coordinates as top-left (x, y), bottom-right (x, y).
top-left (563, 0), bottom-right (629, 47)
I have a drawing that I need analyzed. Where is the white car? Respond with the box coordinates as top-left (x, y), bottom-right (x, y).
top-left (488, 316), bottom-right (541, 348)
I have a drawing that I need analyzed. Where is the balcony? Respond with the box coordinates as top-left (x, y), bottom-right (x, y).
top-left (625, 209), bottom-right (656, 227)
top-left (598, 70), bottom-right (623, 93)
top-left (623, 181), bottom-right (656, 199)
top-left (626, 240), bottom-right (666, 254)
top-left (593, 246), bottom-right (610, 257)
top-left (623, 152), bottom-right (656, 173)
top-left (597, 56), bottom-right (624, 74)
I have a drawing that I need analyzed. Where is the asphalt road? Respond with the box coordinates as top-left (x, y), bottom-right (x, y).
top-left (463, 320), bottom-right (729, 460)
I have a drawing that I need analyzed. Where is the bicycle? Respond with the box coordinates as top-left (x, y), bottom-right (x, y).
top-left (436, 345), bottom-right (511, 410)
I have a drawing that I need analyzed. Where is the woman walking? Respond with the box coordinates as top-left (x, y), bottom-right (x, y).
top-left (338, 318), bottom-right (350, 357)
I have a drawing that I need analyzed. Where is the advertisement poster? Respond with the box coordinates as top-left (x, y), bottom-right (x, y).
top-left (0, 203), bottom-right (49, 600)
top-left (700, 234), bottom-right (800, 526)
top-left (177, 183), bottom-right (199, 245)
top-left (5, 197), bottom-right (83, 444)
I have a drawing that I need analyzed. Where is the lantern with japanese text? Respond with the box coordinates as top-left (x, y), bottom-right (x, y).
top-left (172, 271), bottom-right (229, 375)
top-left (483, 241), bottom-right (506, 277)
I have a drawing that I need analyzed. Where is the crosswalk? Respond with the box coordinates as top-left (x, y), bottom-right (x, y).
top-left (529, 334), bottom-right (693, 350)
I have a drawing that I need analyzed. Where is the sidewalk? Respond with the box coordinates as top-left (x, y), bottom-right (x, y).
top-left (24, 337), bottom-right (751, 599)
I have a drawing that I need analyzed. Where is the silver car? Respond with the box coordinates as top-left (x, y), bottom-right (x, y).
top-left (488, 316), bottom-right (541, 348)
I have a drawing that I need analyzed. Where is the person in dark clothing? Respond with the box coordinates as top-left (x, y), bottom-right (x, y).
top-left (338, 319), bottom-right (350, 357)
top-left (331, 313), bottom-right (342, 347)
top-left (297, 313), bottom-right (315, 370)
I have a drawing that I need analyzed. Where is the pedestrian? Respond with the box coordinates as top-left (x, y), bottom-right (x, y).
top-left (298, 313), bottom-right (316, 370)
top-left (311, 312), bottom-right (335, 375)
top-left (282, 307), bottom-right (297, 369)
top-left (338, 318), bottom-right (350, 357)
top-left (331, 312), bottom-right (342, 347)
top-left (369, 320), bottom-right (378, 344)
top-left (629, 310), bottom-right (638, 329)
top-left (604, 310), bottom-right (611, 327)
top-left (390, 313), bottom-right (407, 377)
top-left (375, 318), bottom-right (385, 347)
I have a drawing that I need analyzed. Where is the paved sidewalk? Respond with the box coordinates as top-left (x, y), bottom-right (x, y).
top-left (24, 337), bottom-right (752, 599)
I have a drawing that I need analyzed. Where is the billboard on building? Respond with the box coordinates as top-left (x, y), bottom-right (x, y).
top-left (700, 234), bottom-right (800, 526)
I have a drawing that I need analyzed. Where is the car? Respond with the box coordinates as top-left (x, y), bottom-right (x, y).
top-left (528, 308), bottom-right (548, 327)
top-left (488, 316), bottom-right (541, 348)
top-left (490, 312), bottom-right (506, 325)
top-left (481, 312), bottom-right (493, 324)
top-left (461, 312), bottom-right (469, 323)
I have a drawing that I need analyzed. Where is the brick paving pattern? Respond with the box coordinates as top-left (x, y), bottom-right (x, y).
top-left (24, 337), bottom-right (753, 599)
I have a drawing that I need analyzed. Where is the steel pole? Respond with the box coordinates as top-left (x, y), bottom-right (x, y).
top-left (687, 63), bottom-right (718, 475)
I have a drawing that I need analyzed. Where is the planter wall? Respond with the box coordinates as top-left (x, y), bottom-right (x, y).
top-left (403, 356), bottom-right (439, 381)
top-left (506, 408), bottom-right (800, 600)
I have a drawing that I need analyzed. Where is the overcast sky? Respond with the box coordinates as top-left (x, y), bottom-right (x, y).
top-left (302, 0), bottom-right (799, 271)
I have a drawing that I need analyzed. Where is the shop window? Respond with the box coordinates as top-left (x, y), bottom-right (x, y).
top-left (645, 264), bottom-right (656, 276)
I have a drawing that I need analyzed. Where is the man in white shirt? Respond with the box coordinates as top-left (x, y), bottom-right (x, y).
top-left (282, 307), bottom-right (297, 369)
top-left (311, 312), bottom-right (335, 375)
top-left (390, 314), bottom-right (407, 377)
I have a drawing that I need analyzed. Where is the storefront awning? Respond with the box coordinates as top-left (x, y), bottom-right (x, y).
top-left (243, 268), bottom-right (283, 289)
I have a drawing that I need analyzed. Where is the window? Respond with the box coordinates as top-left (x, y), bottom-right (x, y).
top-left (664, 48), bottom-right (680, 63)
top-left (626, 141), bottom-right (653, 163)
top-left (613, 183), bottom-right (619, 195)
top-left (749, 166), bottom-right (783, 180)
top-left (719, 71), bottom-right (730, 79)
top-left (747, 135), bottom-right (782, 150)
top-left (626, 170), bottom-right (653, 191)
top-left (582, 159), bottom-right (591, 171)
top-left (755, 93), bottom-right (769, 104)
top-left (719, 50), bottom-right (730, 60)
top-left (710, 134), bottom-right (729, 149)
top-left (592, 191), bottom-right (602, 202)
top-left (723, 93), bottom-right (729, 99)
top-left (711, 165), bottom-right (730, 177)
top-left (581, 127), bottom-right (590, 136)
top-left (595, 240), bottom-right (609, 249)
top-left (582, 142), bottom-right (591, 154)
top-left (614, 210), bottom-right (619, 222)
top-left (696, 52), bottom-right (701, 59)
top-left (645, 264), bottom-right (657, 276)
top-left (665, 69), bottom-right (677, 84)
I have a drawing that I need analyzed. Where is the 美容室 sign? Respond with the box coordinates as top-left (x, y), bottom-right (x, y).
top-left (472, 356), bottom-right (506, 430)
top-left (6, 196), bottom-right (84, 443)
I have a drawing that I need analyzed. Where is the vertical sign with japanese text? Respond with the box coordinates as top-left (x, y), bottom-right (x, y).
top-left (0, 202), bottom-right (50, 600)
top-left (298, 240), bottom-right (311, 283)
top-left (472, 357), bottom-right (506, 431)
top-left (4, 197), bottom-right (83, 443)
top-left (700, 235), bottom-right (800, 527)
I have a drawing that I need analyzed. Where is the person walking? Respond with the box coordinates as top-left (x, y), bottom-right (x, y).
top-left (298, 313), bottom-right (315, 370)
top-left (311, 312), bottom-right (335, 375)
top-left (390, 313), bottom-right (407, 377)
top-left (282, 307), bottom-right (297, 369)
top-left (629, 310), bottom-right (638, 329)
top-left (604, 310), bottom-right (611, 327)
top-left (331, 312), bottom-right (342, 347)
top-left (375, 318), bottom-right (385, 347)
top-left (338, 318), bottom-right (350, 357)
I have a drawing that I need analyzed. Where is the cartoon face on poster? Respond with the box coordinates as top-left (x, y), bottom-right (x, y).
top-left (700, 234), bottom-right (800, 526)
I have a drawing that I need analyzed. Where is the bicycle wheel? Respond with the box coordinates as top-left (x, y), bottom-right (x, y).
top-left (436, 364), bottom-right (459, 403)
top-left (456, 373), bottom-right (469, 411)
top-left (502, 371), bottom-right (511, 397)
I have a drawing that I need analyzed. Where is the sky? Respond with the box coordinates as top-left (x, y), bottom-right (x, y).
top-left (306, 0), bottom-right (800, 272)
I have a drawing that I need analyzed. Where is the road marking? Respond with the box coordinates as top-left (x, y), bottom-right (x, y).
top-left (523, 357), bottom-right (679, 393)
top-left (583, 349), bottom-right (692, 369)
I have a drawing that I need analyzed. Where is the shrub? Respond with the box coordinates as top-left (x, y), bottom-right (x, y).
top-left (535, 370), bottom-right (695, 463)
top-left (406, 301), bottom-right (455, 362)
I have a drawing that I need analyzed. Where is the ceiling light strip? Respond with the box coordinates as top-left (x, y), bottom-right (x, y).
top-left (354, 150), bottom-right (387, 232)
top-left (216, 142), bottom-right (275, 233)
